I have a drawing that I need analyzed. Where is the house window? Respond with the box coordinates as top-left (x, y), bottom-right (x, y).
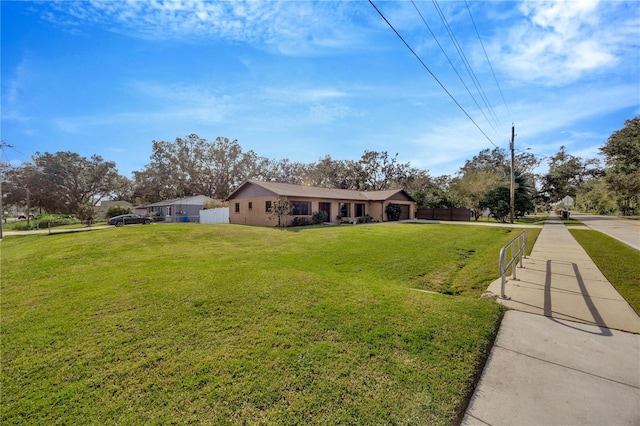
top-left (248, 202), bottom-right (253, 211)
top-left (340, 203), bottom-right (351, 217)
top-left (235, 203), bottom-right (240, 213)
top-left (319, 202), bottom-right (331, 220)
top-left (355, 203), bottom-right (365, 217)
top-left (265, 201), bottom-right (272, 213)
top-left (290, 201), bottom-right (310, 215)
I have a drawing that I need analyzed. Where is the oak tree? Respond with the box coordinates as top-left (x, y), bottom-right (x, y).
top-left (600, 117), bottom-right (640, 214)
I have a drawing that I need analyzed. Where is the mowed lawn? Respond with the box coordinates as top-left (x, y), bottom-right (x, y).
top-left (570, 229), bottom-right (640, 314)
top-left (1, 223), bottom-right (538, 425)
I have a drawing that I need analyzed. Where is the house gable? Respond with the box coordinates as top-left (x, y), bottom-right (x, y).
top-left (364, 189), bottom-right (415, 202)
top-left (388, 190), bottom-right (414, 202)
top-left (226, 181), bottom-right (280, 200)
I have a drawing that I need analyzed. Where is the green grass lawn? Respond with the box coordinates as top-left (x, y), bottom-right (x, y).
top-left (2, 219), bottom-right (107, 231)
top-left (1, 223), bottom-right (538, 424)
top-left (474, 214), bottom-right (547, 226)
top-left (560, 218), bottom-right (585, 226)
top-left (570, 229), bottom-right (640, 314)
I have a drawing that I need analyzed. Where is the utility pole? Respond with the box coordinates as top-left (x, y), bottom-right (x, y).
top-left (509, 125), bottom-right (515, 225)
top-left (0, 141), bottom-right (11, 240)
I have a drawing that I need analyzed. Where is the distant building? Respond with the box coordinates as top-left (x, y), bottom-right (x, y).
top-left (140, 195), bottom-right (213, 223)
top-left (94, 200), bottom-right (133, 219)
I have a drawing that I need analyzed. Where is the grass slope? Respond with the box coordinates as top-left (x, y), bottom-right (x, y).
top-left (1, 223), bottom-right (537, 424)
top-left (570, 229), bottom-right (640, 314)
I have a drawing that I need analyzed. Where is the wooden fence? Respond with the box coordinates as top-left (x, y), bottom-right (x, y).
top-left (416, 208), bottom-right (471, 221)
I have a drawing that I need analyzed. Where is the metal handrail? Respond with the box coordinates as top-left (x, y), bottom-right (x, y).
top-left (499, 230), bottom-right (528, 299)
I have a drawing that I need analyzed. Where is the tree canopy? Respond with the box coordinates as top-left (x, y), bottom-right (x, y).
top-left (600, 117), bottom-right (640, 214)
top-left (3, 118), bottom-right (638, 219)
top-left (452, 147), bottom-right (537, 219)
top-left (133, 134), bottom-right (259, 202)
top-left (5, 152), bottom-right (120, 219)
top-left (540, 146), bottom-right (601, 203)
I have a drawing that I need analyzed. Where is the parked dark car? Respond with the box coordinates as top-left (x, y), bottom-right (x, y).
top-left (108, 214), bottom-right (152, 227)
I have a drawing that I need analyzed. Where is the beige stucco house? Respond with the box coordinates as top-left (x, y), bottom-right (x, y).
top-left (226, 180), bottom-right (415, 226)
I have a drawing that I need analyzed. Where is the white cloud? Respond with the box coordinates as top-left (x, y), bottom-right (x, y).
top-left (130, 80), bottom-right (237, 121)
top-left (42, 1), bottom-right (364, 56)
top-left (490, 0), bottom-right (634, 86)
top-left (1, 59), bottom-right (34, 122)
top-left (391, 77), bottom-right (638, 177)
top-left (302, 104), bottom-right (356, 125)
top-left (262, 87), bottom-right (349, 104)
top-left (522, 0), bottom-right (599, 28)
top-left (511, 83), bottom-right (638, 137)
top-left (51, 79), bottom-right (239, 134)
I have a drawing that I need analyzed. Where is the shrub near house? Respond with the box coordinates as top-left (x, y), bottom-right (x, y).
top-left (385, 203), bottom-right (402, 221)
top-left (105, 205), bottom-right (133, 219)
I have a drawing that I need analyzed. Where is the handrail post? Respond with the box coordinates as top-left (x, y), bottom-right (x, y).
top-left (501, 274), bottom-right (507, 299)
top-left (518, 232), bottom-right (526, 267)
top-left (498, 230), bottom-right (527, 300)
top-left (499, 247), bottom-right (508, 299)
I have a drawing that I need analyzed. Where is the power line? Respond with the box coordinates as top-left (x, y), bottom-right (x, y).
top-left (431, 0), bottom-right (502, 133)
top-left (464, 0), bottom-right (510, 115)
top-left (368, 0), bottom-right (498, 148)
top-left (410, 0), bottom-right (498, 139)
top-left (432, 0), bottom-right (502, 131)
top-left (0, 141), bottom-right (16, 167)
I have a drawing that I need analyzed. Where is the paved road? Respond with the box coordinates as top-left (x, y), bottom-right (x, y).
top-left (570, 212), bottom-right (640, 250)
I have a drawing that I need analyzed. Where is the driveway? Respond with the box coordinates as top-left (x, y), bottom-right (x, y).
top-left (570, 212), bottom-right (640, 250)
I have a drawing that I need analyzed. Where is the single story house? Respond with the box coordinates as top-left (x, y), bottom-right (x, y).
top-left (226, 180), bottom-right (415, 226)
top-left (140, 195), bottom-right (213, 223)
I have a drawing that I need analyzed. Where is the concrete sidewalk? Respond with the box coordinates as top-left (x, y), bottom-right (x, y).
top-left (486, 213), bottom-right (639, 333)
top-left (463, 212), bottom-right (640, 425)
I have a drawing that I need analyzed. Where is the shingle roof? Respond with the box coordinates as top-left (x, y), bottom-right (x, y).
top-left (228, 180), bottom-right (414, 202)
top-left (141, 195), bottom-right (212, 208)
top-left (248, 180), bottom-right (368, 199)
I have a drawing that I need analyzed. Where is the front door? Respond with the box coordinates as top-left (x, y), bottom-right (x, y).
top-left (319, 202), bottom-right (331, 222)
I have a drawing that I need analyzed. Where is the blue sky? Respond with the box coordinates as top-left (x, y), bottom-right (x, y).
top-left (2, 0), bottom-right (639, 179)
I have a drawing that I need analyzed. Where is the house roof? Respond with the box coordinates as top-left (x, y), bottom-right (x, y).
top-left (96, 200), bottom-right (133, 207)
top-left (227, 180), bottom-right (415, 202)
top-left (141, 195), bottom-right (213, 208)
